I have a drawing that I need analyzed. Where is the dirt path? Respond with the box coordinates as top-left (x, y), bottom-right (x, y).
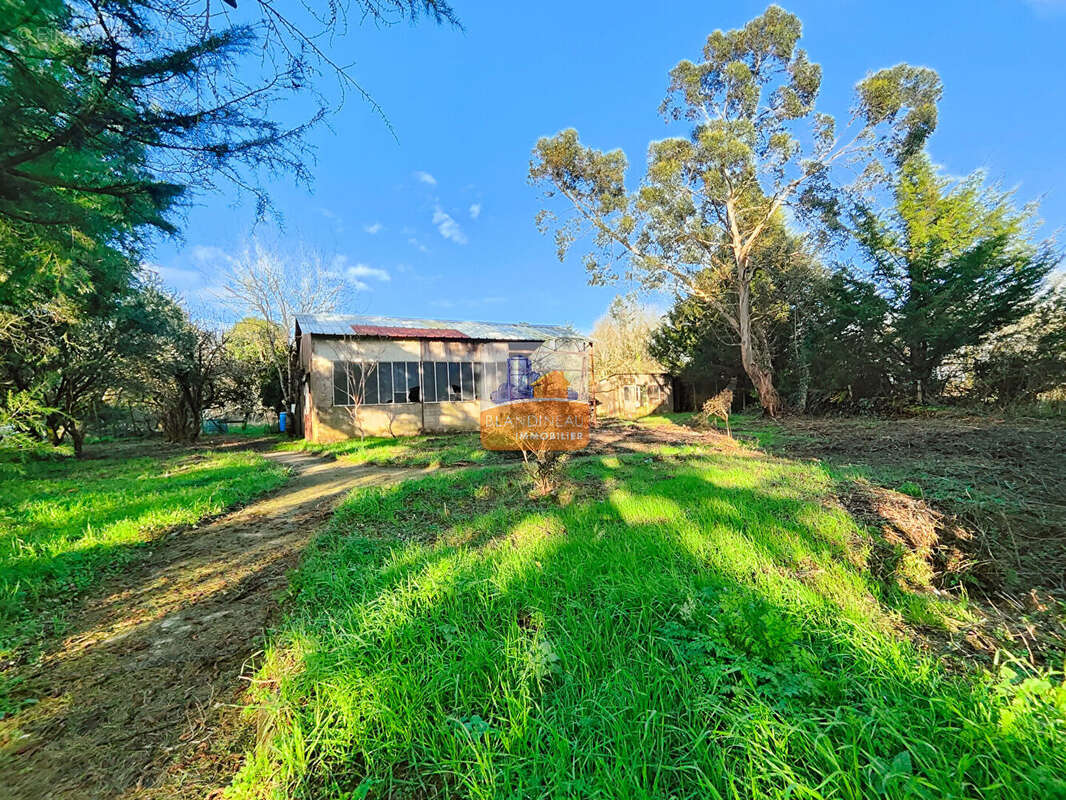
top-left (0, 450), bottom-right (432, 800)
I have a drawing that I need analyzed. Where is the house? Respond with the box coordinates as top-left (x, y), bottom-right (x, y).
top-left (294, 313), bottom-right (590, 442)
top-left (594, 372), bottom-right (674, 418)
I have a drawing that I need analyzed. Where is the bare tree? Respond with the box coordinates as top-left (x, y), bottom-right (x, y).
top-left (222, 239), bottom-right (349, 415)
top-left (591, 294), bottom-right (664, 380)
top-left (529, 8), bottom-right (941, 416)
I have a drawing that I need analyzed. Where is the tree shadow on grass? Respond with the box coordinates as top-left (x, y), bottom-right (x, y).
top-left (0, 453), bottom-right (389, 800)
top-left (0, 456), bottom-right (284, 654)
top-left (243, 458), bottom-right (1066, 800)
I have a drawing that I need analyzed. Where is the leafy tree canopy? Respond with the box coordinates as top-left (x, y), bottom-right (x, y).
top-left (0, 0), bottom-right (458, 313)
top-left (848, 153), bottom-right (1059, 401)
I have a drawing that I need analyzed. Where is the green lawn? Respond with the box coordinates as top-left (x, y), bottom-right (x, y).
top-left (0, 447), bottom-right (288, 665)
top-left (232, 450), bottom-right (1065, 800)
top-left (278, 432), bottom-right (515, 468)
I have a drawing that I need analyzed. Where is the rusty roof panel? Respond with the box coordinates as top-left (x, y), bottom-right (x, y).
top-left (349, 324), bottom-right (469, 339)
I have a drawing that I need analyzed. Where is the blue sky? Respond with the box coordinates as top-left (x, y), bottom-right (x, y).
top-left (149, 0), bottom-right (1066, 333)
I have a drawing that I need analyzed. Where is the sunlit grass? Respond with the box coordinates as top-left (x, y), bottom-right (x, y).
top-left (0, 449), bottom-right (288, 663)
top-left (623, 411), bottom-right (696, 427)
top-left (277, 432), bottom-right (513, 468)
top-left (233, 452), bottom-right (1066, 799)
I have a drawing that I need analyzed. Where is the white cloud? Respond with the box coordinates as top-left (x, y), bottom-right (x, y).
top-left (414, 171), bottom-right (437, 186)
top-left (319, 208), bottom-right (345, 232)
top-left (329, 254), bottom-right (391, 289)
top-left (346, 263), bottom-right (391, 282)
top-left (189, 245), bottom-right (234, 267)
top-left (364, 222), bottom-right (384, 235)
top-left (469, 203), bottom-right (481, 220)
top-left (432, 206), bottom-right (468, 245)
top-left (408, 237), bottom-right (429, 253)
top-left (143, 262), bottom-right (204, 290)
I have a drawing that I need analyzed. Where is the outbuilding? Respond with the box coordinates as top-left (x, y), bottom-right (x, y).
top-left (294, 313), bottom-right (590, 442)
top-left (594, 372), bottom-right (675, 419)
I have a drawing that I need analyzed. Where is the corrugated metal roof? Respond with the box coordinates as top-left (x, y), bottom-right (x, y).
top-left (295, 313), bottom-right (583, 342)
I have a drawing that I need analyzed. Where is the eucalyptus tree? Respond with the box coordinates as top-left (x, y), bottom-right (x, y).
top-left (649, 213), bottom-right (826, 409)
top-left (529, 5), bottom-right (941, 415)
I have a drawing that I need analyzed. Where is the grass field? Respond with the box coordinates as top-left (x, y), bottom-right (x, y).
top-left (233, 449), bottom-right (1066, 799)
top-left (0, 446), bottom-right (288, 669)
top-left (278, 432), bottom-right (514, 468)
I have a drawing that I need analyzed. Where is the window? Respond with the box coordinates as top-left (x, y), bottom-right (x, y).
top-left (333, 361), bottom-right (387, 406)
top-left (363, 364), bottom-right (380, 405)
top-left (459, 362), bottom-right (474, 401)
top-left (333, 361), bottom-right (361, 406)
top-left (473, 362), bottom-right (485, 401)
top-left (406, 362), bottom-right (421, 402)
top-left (476, 361), bottom-right (506, 401)
top-left (376, 361), bottom-right (421, 403)
top-left (420, 361), bottom-right (489, 402)
top-left (423, 359), bottom-right (436, 402)
top-left (447, 363), bottom-right (462, 401)
top-left (623, 384), bottom-right (639, 408)
top-left (377, 361), bottom-right (393, 404)
top-left (434, 362), bottom-right (449, 402)
top-left (330, 360), bottom-right (433, 405)
top-left (495, 360), bottom-right (508, 397)
top-left (392, 362), bottom-right (408, 403)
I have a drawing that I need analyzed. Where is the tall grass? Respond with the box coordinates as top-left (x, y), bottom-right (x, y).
top-left (0, 449), bottom-right (288, 662)
top-left (233, 453), bottom-right (1065, 799)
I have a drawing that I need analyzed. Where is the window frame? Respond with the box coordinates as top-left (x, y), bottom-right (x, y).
top-left (333, 360), bottom-right (384, 407)
top-left (337, 357), bottom-right (508, 406)
top-left (333, 360), bottom-right (357, 407)
top-left (434, 362), bottom-right (449, 403)
top-left (447, 362), bottom-right (463, 402)
top-left (419, 360), bottom-right (488, 404)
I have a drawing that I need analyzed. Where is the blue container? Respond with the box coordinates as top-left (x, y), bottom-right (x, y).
top-left (279, 411), bottom-right (287, 432)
